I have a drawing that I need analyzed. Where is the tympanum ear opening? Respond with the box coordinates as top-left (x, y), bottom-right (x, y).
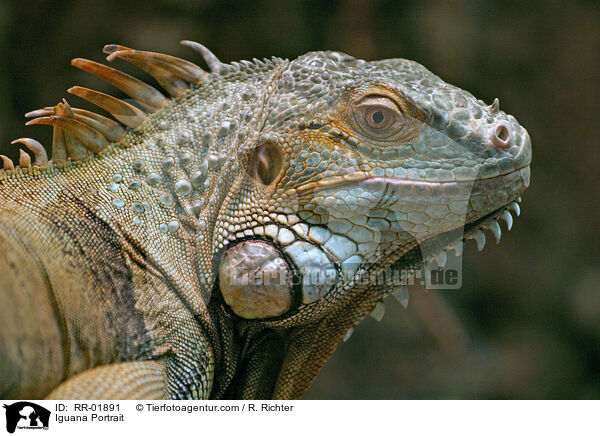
top-left (251, 139), bottom-right (283, 186)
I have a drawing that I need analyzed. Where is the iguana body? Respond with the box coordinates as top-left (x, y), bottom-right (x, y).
top-left (0, 41), bottom-right (531, 399)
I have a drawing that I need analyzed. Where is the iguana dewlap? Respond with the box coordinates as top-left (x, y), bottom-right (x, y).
top-left (0, 41), bottom-right (531, 399)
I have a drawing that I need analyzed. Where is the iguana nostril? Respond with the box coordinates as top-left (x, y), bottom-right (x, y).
top-left (497, 125), bottom-right (509, 141)
top-left (491, 122), bottom-right (511, 148)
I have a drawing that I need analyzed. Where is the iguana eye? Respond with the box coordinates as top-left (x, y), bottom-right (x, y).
top-left (351, 95), bottom-right (404, 138)
top-left (364, 105), bottom-right (396, 130)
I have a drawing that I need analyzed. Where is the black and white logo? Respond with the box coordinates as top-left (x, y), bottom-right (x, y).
top-left (2, 402), bottom-right (50, 433)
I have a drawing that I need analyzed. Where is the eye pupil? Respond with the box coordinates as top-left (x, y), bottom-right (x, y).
top-left (371, 111), bottom-right (385, 124)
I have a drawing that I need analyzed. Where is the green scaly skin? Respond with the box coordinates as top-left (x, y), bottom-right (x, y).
top-left (0, 43), bottom-right (531, 399)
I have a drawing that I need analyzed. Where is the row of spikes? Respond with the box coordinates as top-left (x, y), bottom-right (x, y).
top-left (1, 41), bottom-right (228, 170)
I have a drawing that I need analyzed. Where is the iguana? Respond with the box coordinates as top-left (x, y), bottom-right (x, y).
top-left (0, 41), bottom-right (531, 399)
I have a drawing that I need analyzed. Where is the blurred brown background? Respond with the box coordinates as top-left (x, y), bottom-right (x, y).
top-left (0, 0), bottom-right (598, 399)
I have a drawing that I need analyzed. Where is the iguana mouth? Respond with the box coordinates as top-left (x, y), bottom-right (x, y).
top-left (291, 173), bottom-right (369, 196)
top-left (294, 164), bottom-right (531, 198)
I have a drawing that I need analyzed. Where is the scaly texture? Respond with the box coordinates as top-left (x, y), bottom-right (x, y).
top-left (0, 41), bottom-right (531, 399)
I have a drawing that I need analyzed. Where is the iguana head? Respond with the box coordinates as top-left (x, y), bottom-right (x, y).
top-left (208, 50), bottom-right (530, 397)
top-left (215, 50), bottom-right (530, 316)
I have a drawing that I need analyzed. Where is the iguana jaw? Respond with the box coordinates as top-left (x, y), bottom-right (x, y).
top-left (292, 163), bottom-right (529, 238)
top-left (396, 193), bottom-right (525, 272)
top-left (220, 164), bottom-right (529, 327)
